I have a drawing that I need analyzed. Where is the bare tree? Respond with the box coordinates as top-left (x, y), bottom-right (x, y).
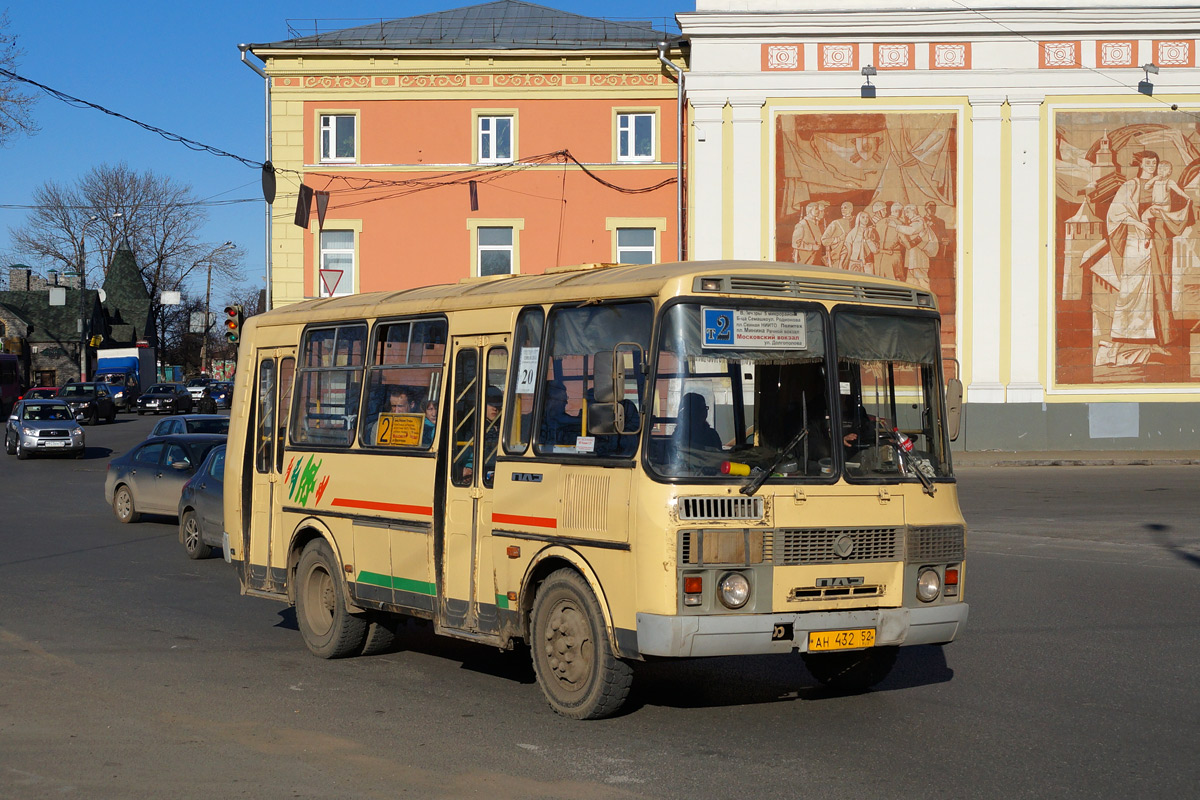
top-left (0, 11), bottom-right (38, 146)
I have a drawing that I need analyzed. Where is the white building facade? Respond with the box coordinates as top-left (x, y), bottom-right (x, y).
top-left (678, 0), bottom-right (1200, 451)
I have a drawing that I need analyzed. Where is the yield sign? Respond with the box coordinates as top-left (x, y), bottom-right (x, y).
top-left (319, 269), bottom-right (344, 297)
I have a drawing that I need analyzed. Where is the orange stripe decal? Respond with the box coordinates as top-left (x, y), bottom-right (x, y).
top-left (331, 498), bottom-right (434, 517)
top-left (492, 512), bottom-right (557, 529)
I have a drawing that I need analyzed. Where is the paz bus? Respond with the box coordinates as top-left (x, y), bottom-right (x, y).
top-left (223, 260), bottom-right (969, 719)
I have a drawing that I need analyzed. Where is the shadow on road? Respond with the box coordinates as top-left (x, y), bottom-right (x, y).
top-left (1146, 523), bottom-right (1200, 569)
top-left (79, 446), bottom-right (114, 460)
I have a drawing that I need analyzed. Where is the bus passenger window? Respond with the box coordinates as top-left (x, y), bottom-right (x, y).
top-left (482, 347), bottom-right (508, 487)
top-left (360, 318), bottom-right (447, 449)
top-left (504, 307), bottom-right (543, 454)
top-left (535, 301), bottom-right (651, 458)
top-left (450, 349), bottom-right (478, 486)
top-left (291, 324), bottom-right (366, 448)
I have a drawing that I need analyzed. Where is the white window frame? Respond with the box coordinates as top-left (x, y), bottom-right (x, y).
top-left (467, 219), bottom-right (524, 277)
top-left (616, 228), bottom-right (657, 264)
top-left (313, 225), bottom-right (361, 298)
top-left (319, 113), bottom-right (357, 164)
top-left (606, 217), bottom-right (667, 264)
top-left (477, 114), bottom-right (514, 164)
top-left (616, 112), bottom-right (656, 162)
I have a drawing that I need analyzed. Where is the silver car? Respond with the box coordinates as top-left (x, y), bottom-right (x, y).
top-left (178, 444), bottom-right (225, 559)
top-left (104, 434), bottom-right (226, 523)
top-left (5, 399), bottom-right (86, 459)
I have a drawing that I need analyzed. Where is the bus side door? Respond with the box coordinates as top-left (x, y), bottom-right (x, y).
top-left (439, 335), bottom-right (508, 635)
top-left (247, 348), bottom-right (296, 593)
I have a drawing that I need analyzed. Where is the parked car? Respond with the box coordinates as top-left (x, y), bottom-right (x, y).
top-left (5, 398), bottom-right (86, 459)
top-left (178, 443), bottom-right (226, 558)
top-left (104, 433), bottom-right (226, 523)
top-left (58, 381), bottom-right (118, 425)
top-left (136, 383), bottom-right (194, 415)
top-left (150, 414), bottom-right (229, 437)
top-left (22, 387), bottom-right (60, 400)
top-left (186, 377), bottom-right (214, 401)
top-left (209, 381), bottom-right (234, 409)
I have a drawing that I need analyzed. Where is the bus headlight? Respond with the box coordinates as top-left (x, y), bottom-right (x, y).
top-left (916, 568), bottom-right (941, 602)
top-left (718, 572), bottom-right (750, 609)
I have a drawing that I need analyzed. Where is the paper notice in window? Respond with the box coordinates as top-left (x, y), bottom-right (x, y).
top-left (515, 348), bottom-right (540, 393)
top-left (376, 413), bottom-right (423, 446)
top-left (702, 307), bottom-right (806, 350)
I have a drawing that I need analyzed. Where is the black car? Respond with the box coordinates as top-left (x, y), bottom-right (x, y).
top-left (57, 381), bottom-right (118, 425)
top-left (136, 383), bottom-right (194, 415)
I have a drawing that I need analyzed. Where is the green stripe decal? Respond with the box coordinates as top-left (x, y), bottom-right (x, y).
top-left (356, 571), bottom-right (436, 596)
top-left (495, 593), bottom-right (509, 610)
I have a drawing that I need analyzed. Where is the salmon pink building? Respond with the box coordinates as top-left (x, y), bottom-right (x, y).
top-left (246, 1), bottom-right (684, 306)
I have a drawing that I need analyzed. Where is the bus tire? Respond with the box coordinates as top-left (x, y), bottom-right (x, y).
top-left (530, 568), bottom-right (632, 720)
top-left (802, 645), bottom-right (898, 692)
top-left (360, 615), bottom-right (399, 656)
top-left (295, 539), bottom-right (368, 659)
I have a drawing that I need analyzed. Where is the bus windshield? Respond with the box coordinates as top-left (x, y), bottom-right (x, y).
top-left (834, 310), bottom-right (952, 481)
top-left (647, 302), bottom-right (833, 480)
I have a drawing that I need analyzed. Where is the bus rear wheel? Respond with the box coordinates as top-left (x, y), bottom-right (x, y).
top-left (802, 645), bottom-right (898, 692)
top-left (295, 539), bottom-right (368, 659)
top-left (530, 569), bottom-right (632, 720)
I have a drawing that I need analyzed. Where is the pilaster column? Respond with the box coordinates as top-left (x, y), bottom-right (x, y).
top-left (966, 95), bottom-right (1006, 403)
top-left (729, 97), bottom-right (766, 261)
top-left (690, 97), bottom-right (727, 260)
top-left (1007, 94), bottom-right (1046, 403)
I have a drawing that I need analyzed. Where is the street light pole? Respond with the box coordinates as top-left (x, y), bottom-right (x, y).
top-left (199, 241), bottom-right (234, 376)
top-left (77, 214), bottom-right (99, 382)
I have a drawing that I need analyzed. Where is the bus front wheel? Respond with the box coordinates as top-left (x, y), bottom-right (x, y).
top-left (530, 569), bottom-right (632, 720)
top-left (802, 645), bottom-right (898, 692)
top-left (295, 539), bottom-right (368, 659)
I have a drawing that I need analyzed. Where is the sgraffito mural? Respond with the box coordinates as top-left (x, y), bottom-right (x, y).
top-left (774, 112), bottom-right (958, 362)
top-left (1055, 111), bottom-right (1200, 384)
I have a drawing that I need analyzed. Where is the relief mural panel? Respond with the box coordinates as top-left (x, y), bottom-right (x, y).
top-left (1055, 111), bottom-right (1200, 384)
top-left (774, 112), bottom-right (958, 361)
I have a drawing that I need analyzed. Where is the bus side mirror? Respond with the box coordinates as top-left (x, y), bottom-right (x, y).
top-left (945, 378), bottom-right (963, 442)
top-left (592, 350), bottom-right (626, 403)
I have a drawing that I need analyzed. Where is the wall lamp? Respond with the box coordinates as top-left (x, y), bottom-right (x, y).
top-left (1139, 63), bottom-right (1159, 96)
top-left (861, 65), bottom-right (877, 99)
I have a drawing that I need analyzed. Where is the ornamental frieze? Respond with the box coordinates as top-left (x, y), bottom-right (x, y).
top-left (494, 74), bottom-right (562, 87)
top-left (276, 73), bottom-right (667, 89)
top-left (302, 75), bottom-right (370, 89)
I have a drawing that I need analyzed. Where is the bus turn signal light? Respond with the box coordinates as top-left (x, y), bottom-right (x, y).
top-left (683, 575), bottom-right (703, 606)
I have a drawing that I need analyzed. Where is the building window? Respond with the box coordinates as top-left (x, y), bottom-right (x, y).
top-left (319, 231), bottom-right (355, 297)
top-left (616, 228), bottom-right (656, 264)
top-left (478, 115), bottom-right (513, 163)
top-left (617, 113), bottom-right (655, 161)
top-left (320, 114), bottom-right (356, 163)
top-left (477, 227), bottom-right (514, 276)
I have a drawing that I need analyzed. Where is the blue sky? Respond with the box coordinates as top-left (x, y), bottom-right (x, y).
top-left (3, 0), bottom-right (686, 301)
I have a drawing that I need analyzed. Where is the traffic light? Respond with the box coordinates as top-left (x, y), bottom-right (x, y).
top-left (223, 304), bottom-right (244, 344)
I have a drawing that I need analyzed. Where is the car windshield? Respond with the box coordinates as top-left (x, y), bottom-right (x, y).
top-left (146, 385), bottom-right (172, 394)
top-left (647, 302), bottom-right (831, 480)
top-left (186, 418), bottom-right (229, 434)
top-left (22, 403), bottom-right (71, 421)
top-left (187, 379), bottom-right (209, 387)
top-left (58, 385), bottom-right (93, 397)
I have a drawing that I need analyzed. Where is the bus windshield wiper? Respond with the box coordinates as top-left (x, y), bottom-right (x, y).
top-left (740, 428), bottom-right (808, 496)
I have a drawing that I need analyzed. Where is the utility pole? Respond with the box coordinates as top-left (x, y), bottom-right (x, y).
top-left (76, 215), bottom-right (99, 382)
top-left (199, 242), bottom-right (234, 375)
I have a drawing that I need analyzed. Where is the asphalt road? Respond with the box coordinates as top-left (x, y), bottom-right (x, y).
top-left (1, 415), bottom-right (1197, 799)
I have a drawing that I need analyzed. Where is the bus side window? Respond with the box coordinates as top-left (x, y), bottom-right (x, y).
top-left (291, 324), bottom-right (366, 447)
top-left (256, 359), bottom-right (275, 474)
top-left (482, 347), bottom-right (508, 488)
top-left (450, 349), bottom-right (478, 486)
top-left (504, 307), bottom-right (543, 455)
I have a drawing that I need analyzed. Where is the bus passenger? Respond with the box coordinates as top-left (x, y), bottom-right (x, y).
top-left (421, 400), bottom-right (437, 448)
top-left (540, 381), bottom-right (580, 446)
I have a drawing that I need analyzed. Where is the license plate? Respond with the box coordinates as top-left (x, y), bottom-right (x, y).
top-left (43, 441), bottom-right (66, 448)
top-left (808, 628), bottom-right (875, 652)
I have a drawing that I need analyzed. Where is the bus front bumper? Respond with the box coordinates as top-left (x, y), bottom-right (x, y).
top-left (635, 603), bottom-right (968, 658)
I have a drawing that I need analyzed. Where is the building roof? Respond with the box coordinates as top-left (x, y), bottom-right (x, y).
top-left (255, 0), bottom-right (675, 51)
top-left (100, 241), bottom-right (153, 346)
top-left (0, 288), bottom-right (103, 345)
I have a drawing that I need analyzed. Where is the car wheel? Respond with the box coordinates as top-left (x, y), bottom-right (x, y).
top-left (16, 437), bottom-right (29, 460)
top-left (113, 485), bottom-right (140, 523)
top-left (4, 432), bottom-right (14, 456)
top-left (295, 539), bottom-right (368, 659)
top-left (801, 645), bottom-right (899, 692)
top-left (530, 568), bottom-right (633, 719)
top-left (181, 510), bottom-right (213, 559)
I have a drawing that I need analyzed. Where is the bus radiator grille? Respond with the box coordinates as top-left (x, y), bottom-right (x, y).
top-left (678, 496), bottom-right (764, 521)
top-left (775, 528), bottom-right (902, 565)
top-left (906, 525), bottom-right (965, 562)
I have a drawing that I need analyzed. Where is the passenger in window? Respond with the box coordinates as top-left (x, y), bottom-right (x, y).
top-left (672, 392), bottom-right (722, 451)
top-left (540, 381), bottom-right (580, 446)
top-left (421, 400), bottom-right (438, 448)
top-left (386, 387), bottom-right (413, 413)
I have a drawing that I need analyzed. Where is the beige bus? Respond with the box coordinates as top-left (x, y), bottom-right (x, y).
top-left (223, 260), bottom-right (968, 719)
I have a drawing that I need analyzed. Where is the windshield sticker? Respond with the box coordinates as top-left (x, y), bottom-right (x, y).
top-left (702, 307), bottom-right (807, 350)
top-left (515, 347), bottom-right (540, 393)
top-left (375, 412), bottom-right (422, 446)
